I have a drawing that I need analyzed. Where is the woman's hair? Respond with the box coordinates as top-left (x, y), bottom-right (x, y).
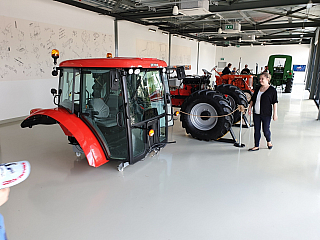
top-left (261, 72), bottom-right (271, 83)
top-left (228, 63), bottom-right (232, 67)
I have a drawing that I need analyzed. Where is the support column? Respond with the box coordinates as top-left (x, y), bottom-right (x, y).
top-left (305, 37), bottom-right (315, 90)
top-left (309, 36), bottom-right (320, 99)
top-left (114, 19), bottom-right (119, 57)
top-left (197, 41), bottom-right (200, 75)
top-left (168, 33), bottom-right (172, 66)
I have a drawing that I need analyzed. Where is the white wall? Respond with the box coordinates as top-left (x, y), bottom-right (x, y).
top-left (0, 0), bottom-right (114, 121)
top-left (215, 44), bottom-right (310, 82)
top-left (198, 42), bottom-right (216, 74)
top-left (118, 21), bottom-right (217, 76)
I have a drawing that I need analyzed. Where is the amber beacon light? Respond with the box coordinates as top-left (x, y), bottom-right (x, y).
top-left (51, 49), bottom-right (60, 65)
top-left (149, 129), bottom-right (155, 137)
top-left (106, 53), bottom-right (113, 58)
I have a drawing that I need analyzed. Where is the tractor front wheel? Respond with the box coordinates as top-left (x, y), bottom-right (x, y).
top-left (285, 78), bottom-right (293, 93)
top-left (180, 90), bottom-right (233, 141)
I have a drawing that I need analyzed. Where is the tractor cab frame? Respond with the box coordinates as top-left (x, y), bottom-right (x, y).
top-left (21, 56), bottom-right (172, 169)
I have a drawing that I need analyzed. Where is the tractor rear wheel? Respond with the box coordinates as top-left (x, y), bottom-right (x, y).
top-left (285, 78), bottom-right (293, 93)
top-left (180, 90), bottom-right (233, 141)
top-left (243, 90), bottom-right (253, 102)
top-left (215, 84), bottom-right (248, 123)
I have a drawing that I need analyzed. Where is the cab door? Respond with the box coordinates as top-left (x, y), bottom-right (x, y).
top-left (80, 69), bottom-right (128, 161)
top-left (125, 69), bottom-right (168, 163)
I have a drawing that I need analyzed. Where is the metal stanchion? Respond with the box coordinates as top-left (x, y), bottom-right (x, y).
top-left (234, 108), bottom-right (245, 148)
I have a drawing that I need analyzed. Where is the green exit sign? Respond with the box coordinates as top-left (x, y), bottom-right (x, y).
top-left (220, 58), bottom-right (224, 60)
top-left (225, 24), bottom-right (233, 29)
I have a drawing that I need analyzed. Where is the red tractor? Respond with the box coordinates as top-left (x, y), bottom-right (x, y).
top-left (169, 66), bottom-right (248, 141)
top-left (21, 50), bottom-right (173, 171)
top-left (213, 68), bottom-right (254, 102)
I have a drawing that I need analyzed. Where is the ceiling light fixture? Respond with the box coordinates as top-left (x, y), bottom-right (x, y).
top-left (218, 28), bottom-right (222, 34)
top-left (251, 43), bottom-right (253, 47)
top-left (148, 28), bottom-right (156, 33)
top-left (162, 32), bottom-right (168, 35)
top-left (223, 36), bottom-right (227, 39)
top-left (238, 37), bottom-right (242, 42)
top-left (173, 5), bottom-right (179, 15)
top-left (189, 38), bottom-right (194, 41)
top-left (173, 34), bottom-right (178, 37)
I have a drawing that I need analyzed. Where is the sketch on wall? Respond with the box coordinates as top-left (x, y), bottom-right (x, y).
top-left (136, 39), bottom-right (168, 62)
top-left (136, 39), bottom-right (191, 66)
top-left (171, 44), bottom-right (191, 66)
top-left (0, 15), bottom-right (114, 81)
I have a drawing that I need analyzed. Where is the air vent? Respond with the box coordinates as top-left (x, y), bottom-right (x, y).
top-left (242, 35), bottom-right (256, 42)
top-left (179, 0), bottom-right (210, 16)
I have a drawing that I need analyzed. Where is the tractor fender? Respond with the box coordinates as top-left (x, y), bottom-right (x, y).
top-left (21, 108), bottom-right (108, 167)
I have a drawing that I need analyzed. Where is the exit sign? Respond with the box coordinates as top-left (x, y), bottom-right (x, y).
top-left (220, 58), bottom-right (224, 60)
top-left (225, 24), bottom-right (234, 29)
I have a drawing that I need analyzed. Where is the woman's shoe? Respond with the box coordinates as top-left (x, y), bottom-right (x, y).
top-left (268, 145), bottom-right (273, 149)
top-left (248, 147), bottom-right (259, 151)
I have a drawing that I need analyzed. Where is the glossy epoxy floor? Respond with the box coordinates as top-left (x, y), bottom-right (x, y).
top-left (1, 81), bottom-right (320, 240)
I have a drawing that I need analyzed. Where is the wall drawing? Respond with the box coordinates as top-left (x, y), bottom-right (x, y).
top-left (0, 15), bottom-right (114, 81)
top-left (171, 44), bottom-right (191, 66)
top-left (136, 39), bottom-right (168, 62)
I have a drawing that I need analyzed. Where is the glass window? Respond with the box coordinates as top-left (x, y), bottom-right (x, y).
top-left (81, 69), bottom-right (128, 160)
top-left (126, 69), bottom-right (166, 157)
top-left (126, 70), bottom-right (166, 125)
top-left (59, 69), bottom-right (80, 113)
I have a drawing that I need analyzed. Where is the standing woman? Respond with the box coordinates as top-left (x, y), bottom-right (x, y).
top-left (248, 72), bottom-right (278, 151)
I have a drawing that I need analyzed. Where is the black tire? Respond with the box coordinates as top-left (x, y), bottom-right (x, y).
top-left (180, 90), bottom-right (233, 141)
top-left (285, 78), bottom-right (293, 93)
top-left (215, 84), bottom-right (248, 123)
top-left (243, 90), bottom-right (253, 102)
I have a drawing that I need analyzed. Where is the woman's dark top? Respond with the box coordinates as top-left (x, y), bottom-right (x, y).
top-left (250, 85), bottom-right (278, 116)
top-left (222, 67), bottom-right (231, 76)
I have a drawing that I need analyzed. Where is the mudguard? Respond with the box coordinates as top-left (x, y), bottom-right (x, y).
top-left (21, 108), bottom-right (108, 167)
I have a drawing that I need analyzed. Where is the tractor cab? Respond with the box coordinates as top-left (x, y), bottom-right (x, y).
top-left (21, 50), bottom-right (172, 169)
top-left (267, 54), bottom-right (294, 92)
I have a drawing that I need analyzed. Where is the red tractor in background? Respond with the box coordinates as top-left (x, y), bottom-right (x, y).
top-left (213, 68), bottom-right (254, 102)
top-left (169, 66), bottom-right (248, 141)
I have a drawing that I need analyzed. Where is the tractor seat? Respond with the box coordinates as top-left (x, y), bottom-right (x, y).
top-left (89, 98), bottom-right (117, 127)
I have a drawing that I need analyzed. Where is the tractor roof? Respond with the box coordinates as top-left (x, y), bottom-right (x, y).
top-left (59, 57), bottom-right (167, 68)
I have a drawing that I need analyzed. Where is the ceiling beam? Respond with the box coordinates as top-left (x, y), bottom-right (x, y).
top-left (207, 33), bottom-right (313, 41)
top-left (118, 10), bottom-right (176, 18)
top-left (256, 10), bottom-right (320, 23)
top-left (209, 0), bottom-right (320, 12)
top-left (161, 22), bottom-right (319, 33)
top-left (53, 0), bottom-right (150, 24)
top-left (257, 6), bottom-right (307, 25)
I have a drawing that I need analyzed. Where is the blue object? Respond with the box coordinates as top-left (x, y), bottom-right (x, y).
top-left (293, 65), bottom-right (306, 72)
top-left (0, 214), bottom-right (7, 240)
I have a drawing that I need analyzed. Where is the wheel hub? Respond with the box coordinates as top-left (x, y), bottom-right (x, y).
top-left (190, 103), bottom-right (218, 131)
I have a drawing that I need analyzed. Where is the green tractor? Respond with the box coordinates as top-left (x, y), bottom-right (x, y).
top-left (268, 54), bottom-right (294, 93)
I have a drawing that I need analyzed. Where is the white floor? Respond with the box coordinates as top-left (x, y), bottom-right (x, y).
top-left (1, 81), bottom-right (320, 240)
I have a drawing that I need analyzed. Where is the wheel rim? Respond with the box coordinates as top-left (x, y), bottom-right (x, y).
top-left (190, 103), bottom-right (218, 131)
